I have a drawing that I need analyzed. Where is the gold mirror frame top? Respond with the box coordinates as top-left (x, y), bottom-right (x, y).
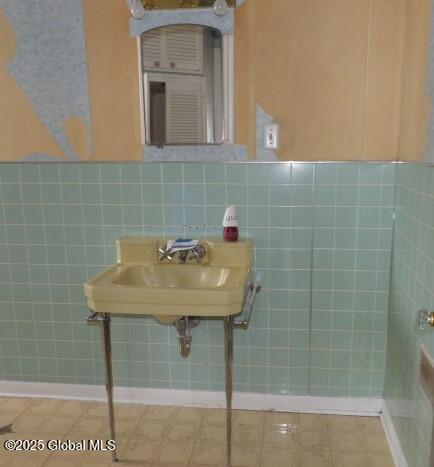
top-left (141, 0), bottom-right (236, 9)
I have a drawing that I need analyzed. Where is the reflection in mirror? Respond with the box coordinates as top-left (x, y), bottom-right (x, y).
top-left (141, 25), bottom-right (224, 146)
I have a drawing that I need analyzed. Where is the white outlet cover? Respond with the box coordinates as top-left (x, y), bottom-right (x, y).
top-left (264, 124), bottom-right (279, 149)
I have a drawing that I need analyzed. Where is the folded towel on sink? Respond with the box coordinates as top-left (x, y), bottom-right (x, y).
top-left (166, 239), bottom-right (199, 254)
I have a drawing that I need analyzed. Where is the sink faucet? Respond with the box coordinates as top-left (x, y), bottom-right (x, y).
top-left (158, 244), bottom-right (206, 264)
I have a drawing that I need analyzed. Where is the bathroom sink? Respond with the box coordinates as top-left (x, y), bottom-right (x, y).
top-left (84, 237), bottom-right (252, 321)
top-left (112, 264), bottom-right (243, 289)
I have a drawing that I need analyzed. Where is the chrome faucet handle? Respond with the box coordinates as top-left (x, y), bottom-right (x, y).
top-left (419, 309), bottom-right (434, 330)
top-left (178, 250), bottom-right (189, 264)
top-left (158, 248), bottom-right (173, 262)
top-left (189, 245), bottom-right (207, 263)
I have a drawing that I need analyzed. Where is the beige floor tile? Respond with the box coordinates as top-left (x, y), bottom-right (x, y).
top-left (38, 416), bottom-right (78, 435)
top-left (87, 402), bottom-right (145, 421)
top-left (145, 406), bottom-right (175, 421)
top-left (199, 426), bottom-right (227, 445)
top-left (328, 431), bottom-right (364, 452)
top-left (295, 450), bottom-right (331, 467)
top-left (231, 446), bottom-right (260, 467)
top-left (45, 456), bottom-right (84, 467)
top-left (0, 398), bottom-right (32, 413)
top-left (0, 433), bottom-right (13, 454)
top-left (0, 398), bottom-right (396, 467)
top-left (367, 453), bottom-right (395, 467)
top-left (264, 412), bottom-right (299, 428)
top-left (156, 442), bottom-right (193, 465)
top-left (298, 413), bottom-right (327, 429)
top-left (12, 414), bottom-right (46, 433)
top-left (261, 447), bottom-right (295, 467)
top-left (326, 415), bottom-right (361, 431)
top-left (0, 454), bottom-right (14, 467)
top-left (233, 411), bottom-right (264, 428)
top-left (153, 464), bottom-right (193, 467)
top-left (188, 465), bottom-right (224, 467)
top-left (191, 443), bottom-right (225, 465)
top-left (121, 438), bottom-right (159, 463)
top-left (0, 411), bottom-right (19, 428)
top-left (100, 419), bottom-right (138, 439)
top-left (85, 402), bottom-right (110, 418)
top-left (116, 403), bottom-right (147, 421)
top-left (331, 451), bottom-right (369, 467)
top-left (174, 407), bottom-right (202, 424)
top-left (55, 400), bottom-right (89, 418)
top-left (166, 423), bottom-right (199, 442)
top-left (263, 429), bottom-right (296, 449)
top-left (116, 463), bottom-right (156, 467)
top-left (2, 453), bottom-right (49, 467)
top-left (68, 417), bottom-right (106, 436)
top-left (81, 442), bottom-right (125, 461)
top-left (202, 409), bottom-right (226, 426)
top-left (134, 420), bottom-right (168, 441)
top-left (48, 450), bottom-right (86, 463)
top-left (362, 432), bottom-right (390, 453)
top-left (358, 417), bottom-right (382, 433)
top-left (21, 397), bottom-right (85, 423)
top-left (76, 457), bottom-right (114, 467)
top-left (297, 429), bottom-right (328, 450)
top-left (232, 427), bottom-right (262, 447)
top-left (26, 399), bottom-right (60, 415)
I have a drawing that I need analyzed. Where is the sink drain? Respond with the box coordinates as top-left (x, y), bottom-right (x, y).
top-left (173, 317), bottom-right (199, 358)
top-left (179, 336), bottom-right (192, 358)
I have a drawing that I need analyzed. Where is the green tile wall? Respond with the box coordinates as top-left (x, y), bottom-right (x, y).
top-left (311, 164), bottom-right (394, 397)
top-left (384, 164), bottom-right (434, 467)
top-left (0, 163), bottom-right (393, 398)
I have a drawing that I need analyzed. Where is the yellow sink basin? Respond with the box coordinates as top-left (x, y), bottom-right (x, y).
top-left (113, 264), bottom-right (241, 289)
top-left (84, 237), bottom-right (252, 321)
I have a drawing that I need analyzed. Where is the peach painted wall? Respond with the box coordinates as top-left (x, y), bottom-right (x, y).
top-left (0, 0), bottom-right (432, 161)
top-left (82, 0), bottom-right (143, 161)
top-left (397, 0), bottom-right (432, 161)
top-left (235, 0), bottom-right (414, 161)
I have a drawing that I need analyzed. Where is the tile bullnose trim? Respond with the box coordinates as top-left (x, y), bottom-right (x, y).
top-left (381, 401), bottom-right (409, 467)
top-left (0, 380), bottom-right (382, 416)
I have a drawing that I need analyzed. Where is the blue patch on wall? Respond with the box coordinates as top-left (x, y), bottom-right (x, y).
top-left (0, 0), bottom-right (91, 161)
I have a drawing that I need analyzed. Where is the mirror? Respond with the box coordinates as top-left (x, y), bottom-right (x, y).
top-left (141, 25), bottom-right (226, 146)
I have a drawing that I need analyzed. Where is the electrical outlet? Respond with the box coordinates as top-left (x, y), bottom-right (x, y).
top-left (264, 124), bottom-right (279, 149)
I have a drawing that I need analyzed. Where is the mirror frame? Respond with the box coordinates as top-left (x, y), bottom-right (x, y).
top-left (130, 9), bottom-right (234, 149)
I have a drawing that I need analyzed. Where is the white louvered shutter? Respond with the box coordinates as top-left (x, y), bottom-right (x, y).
top-left (165, 77), bottom-right (206, 144)
top-left (164, 26), bottom-right (203, 73)
top-left (141, 25), bottom-right (203, 74)
top-left (141, 29), bottom-right (164, 70)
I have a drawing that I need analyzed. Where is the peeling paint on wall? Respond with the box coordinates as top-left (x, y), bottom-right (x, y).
top-left (0, 8), bottom-right (66, 161)
top-left (0, 0), bottom-right (91, 161)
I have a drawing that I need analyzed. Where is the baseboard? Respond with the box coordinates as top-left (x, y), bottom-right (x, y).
top-left (0, 380), bottom-right (382, 416)
top-left (380, 400), bottom-right (408, 467)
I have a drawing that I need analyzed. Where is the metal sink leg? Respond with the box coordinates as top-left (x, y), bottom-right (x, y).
top-left (101, 313), bottom-right (119, 463)
top-left (224, 316), bottom-right (234, 467)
